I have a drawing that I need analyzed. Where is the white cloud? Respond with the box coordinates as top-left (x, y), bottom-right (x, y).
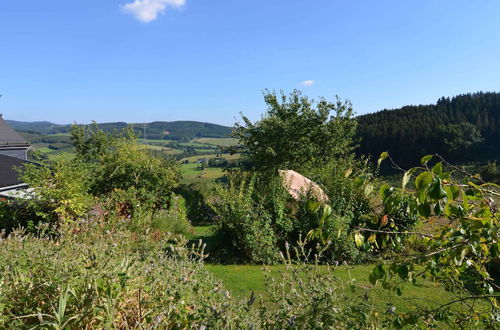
top-left (122, 0), bottom-right (186, 23)
top-left (300, 80), bottom-right (316, 86)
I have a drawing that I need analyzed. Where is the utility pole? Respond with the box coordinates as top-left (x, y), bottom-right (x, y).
top-left (143, 124), bottom-right (147, 140)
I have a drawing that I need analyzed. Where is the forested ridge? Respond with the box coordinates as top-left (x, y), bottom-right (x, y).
top-left (7, 120), bottom-right (232, 141)
top-left (356, 92), bottom-right (500, 167)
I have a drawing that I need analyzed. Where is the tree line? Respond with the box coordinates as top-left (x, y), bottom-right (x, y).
top-left (356, 92), bottom-right (500, 168)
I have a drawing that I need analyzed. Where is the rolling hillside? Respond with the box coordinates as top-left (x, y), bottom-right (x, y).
top-left (7, 120), bottom-right (232, 141)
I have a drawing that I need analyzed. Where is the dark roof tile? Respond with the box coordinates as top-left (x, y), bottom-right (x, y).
top-left (0, 115), bottom-right (28, 146)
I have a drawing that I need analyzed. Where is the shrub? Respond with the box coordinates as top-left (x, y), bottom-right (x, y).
top-left (20, 159), bottom-right (95, 225)
top-left (211, 175), bottom-right (281, 264)
top-left (92, 140), bottom-right (180, 208)
top-left (212, 169), bottom-right (374, 264)
top-left (0, 218), bottom-right (385, 328)
top-left (178, 182), bottom-right (216, 224)
top-left (0, 199), bottom-right (45, 234)
top-left (13, 127), bottom-right (181, 233)
top-left (0, 225), bottom-right (244, 328)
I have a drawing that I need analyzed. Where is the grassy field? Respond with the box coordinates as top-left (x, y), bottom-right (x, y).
top-left (138, 138), bottom-right (175, 144)
top-left (181, 163), bottom-right (225, 184)
top-left (188, 225), bottom-right (460, 314)
top-left (206, 264), bottom-right (455, 312)
top-left (194, 137), bottom-right (239, 147)
top-left (182, 153), bottom-right (241, 163)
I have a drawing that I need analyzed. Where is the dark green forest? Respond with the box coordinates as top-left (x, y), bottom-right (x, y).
top-left (356, 92), bottom-right (500, 168)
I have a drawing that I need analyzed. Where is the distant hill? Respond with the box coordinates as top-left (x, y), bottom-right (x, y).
top-left (5, 120), bottom-right (63, 135)
top-left (356, 92), bottom-right (500, 167)
top-left (7, 120), bottom-right (232, 141)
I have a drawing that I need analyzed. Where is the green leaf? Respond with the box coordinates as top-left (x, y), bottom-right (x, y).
top-left (415, 172), bottom-right (433, 191)
top-left (369, 264), bottom-right (386, 285)
top-left (377, 152), bottom-right (389, 168)
top-left (434, 202), bottom-right (443, 216)
top-left (428, 178), bottom-right (447, 200)
top-left (306, 200), bottom-right (321, 213)
top-left (420, 155), bottom-right (433, 165)
top-left (432, 162), bottom-right (443, 176)
top-left (354, 232), bottom-right (365, 248)
top-left (397, 264), bottom-right (409, 280)
top-left (418, 203), bottom-right (432, 217)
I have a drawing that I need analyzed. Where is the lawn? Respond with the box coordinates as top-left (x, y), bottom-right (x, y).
top-left (189, 225), bottom-right (465, 314)
top-left (205, 264), bottom-right (457, 314)
top-left (181, 163), bottom-right (224, 184)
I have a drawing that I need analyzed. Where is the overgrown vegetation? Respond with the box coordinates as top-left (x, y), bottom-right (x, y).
top-left (1, 90), bottom-right (498, 328)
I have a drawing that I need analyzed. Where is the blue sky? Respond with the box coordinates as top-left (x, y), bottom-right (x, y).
top-left (1, 0), bottom-right (499, 126)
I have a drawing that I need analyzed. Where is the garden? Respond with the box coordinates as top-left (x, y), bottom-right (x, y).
top-left (0, 90), bottom-right (498, 328)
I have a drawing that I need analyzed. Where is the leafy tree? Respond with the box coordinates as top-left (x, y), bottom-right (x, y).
top-left (437, 122), bottom-right (483, 154)
top-left (233, 89), bottom-right (357, 173)
top-left (94, 139), bottom-right (180, 209)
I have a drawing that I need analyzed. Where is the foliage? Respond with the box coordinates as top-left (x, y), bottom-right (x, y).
top-left (437, 122), bottom-right (483, 154)
top-left (233, 89), bottom-right (357, 173)
top-left (0, 222), bottom-right (241, 328)
top-left (360, 153), bottom-right (499, 327)
top-left (211, 175), bottom-right (282, 264)
top-left (20, 159), bottom-right (94, 226)
top-left (150, 196), bottom-right (193, 237)
top-left (92, 139), bottom-right (180, 209)
top-left (479, 161), bottom-right (500, 184)
top-left (0, 198), bottom-right (45, 234)
top-left (212, 169), bottom-right (373, 264)
top-left (12, 125), bottom-right (181, 232)
top-left (0, 214), bottom-right (387, 328)
top-left (255, 254), bottom-right (377, 328)
top-left (178, 183), bottom-right (216, 224)
top-left (357, 92), bottom-right (500, 168)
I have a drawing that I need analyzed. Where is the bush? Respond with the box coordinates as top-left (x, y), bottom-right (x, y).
top-left (211, 169), bottom-right (373, 264)
top-left (0, 199), bottom-right (45, 234)
top-left (0, 225), bottom-right (242, 328)
top-left (11, 127), bottom-right (181, 233)
top-left (178, 183), bottom-right (216, 225)
top-left (20, 159), bottom-right (95, 225)
top-left (211, 175), bottom-right (281, 264)
top-left (0, 220), bottom-right (388, 328)
top-left (92, 140), bottom-right (180, 208)
top-left (0, 216), bottom-right (386, 328)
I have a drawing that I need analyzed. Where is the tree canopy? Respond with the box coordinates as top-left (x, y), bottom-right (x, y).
top-left (233, 89), bottom-right (357, 173)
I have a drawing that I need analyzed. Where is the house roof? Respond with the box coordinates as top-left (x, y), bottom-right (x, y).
top-left (0, 115), bottom-right (29, 147)
top-left (0, 154), bottom-right (29, 189)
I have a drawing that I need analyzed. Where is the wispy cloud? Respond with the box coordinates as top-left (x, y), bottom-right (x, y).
top-left (122, 0), bottom-right (186, 23)
top-left (300, 80), bottom-right (316, 86)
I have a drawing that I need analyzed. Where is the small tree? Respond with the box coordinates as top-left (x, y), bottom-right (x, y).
top-left (233, 90), bottom-right (357, 173)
